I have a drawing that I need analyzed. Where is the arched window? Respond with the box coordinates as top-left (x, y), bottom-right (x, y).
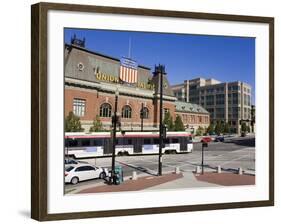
top-left (122, 105), bottom-right (132, 118)
top-left (99, 103), bottom-right (112, 117)
top-left (140, 107), bottom-right (149, 119)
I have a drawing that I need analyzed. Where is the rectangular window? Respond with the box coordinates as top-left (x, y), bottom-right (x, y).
top-left (73, 98), bottom-right (86, 117)
top-left (144, 139), bottom-right (151, 144)
top-left (171, 138), bottom-right (179, 143)
top-left (153, 138), bottom-right (159, 144)
top-left (81, 139), bottom-right (90, 146)
top-left (93, 139), bottom-right (103, 146)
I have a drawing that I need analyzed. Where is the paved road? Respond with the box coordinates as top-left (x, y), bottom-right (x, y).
top-left (65, 136), bottom-right (255, 192)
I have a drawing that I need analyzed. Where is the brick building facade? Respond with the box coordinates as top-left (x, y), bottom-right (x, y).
top-left (64, 40), bottom-right (209, 132)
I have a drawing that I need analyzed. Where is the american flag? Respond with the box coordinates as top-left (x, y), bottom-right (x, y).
top-left (119, 57), bottom-right (138, 83)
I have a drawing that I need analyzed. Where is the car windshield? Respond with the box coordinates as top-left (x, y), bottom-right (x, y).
top-left (65, 166), bottom-right (74, 172)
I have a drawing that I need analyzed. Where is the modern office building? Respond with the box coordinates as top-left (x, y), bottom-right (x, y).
top-left (171, 78), bottom-right (252, 133)
top-left (64, 37), bottom-right (210, 132)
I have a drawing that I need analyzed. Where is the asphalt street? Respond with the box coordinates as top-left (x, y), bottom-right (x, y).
top-left (65, 135), bottom-right (255, 192)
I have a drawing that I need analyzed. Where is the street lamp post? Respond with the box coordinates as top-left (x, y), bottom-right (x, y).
top-left (111, 88), bottom-right (119, 183)
top-left (141, 102), bottom-right (144, 131)
top-left (154, 64), bottom-right (166, 176)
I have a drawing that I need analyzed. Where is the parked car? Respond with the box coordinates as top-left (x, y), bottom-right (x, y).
top-left (64, 158), bottom-right (88, 165)
top-left (201, 136), bottom-right (212, 143)
top-left (65, 164), bottom-right (109, 185)
top-left (215, 135), bottom-right (225, 142)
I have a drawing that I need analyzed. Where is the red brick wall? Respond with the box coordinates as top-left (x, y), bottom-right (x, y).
top-left (65, 86), bottom-right (209, 130)
top-left (65, 86), bottom-right (155, 126)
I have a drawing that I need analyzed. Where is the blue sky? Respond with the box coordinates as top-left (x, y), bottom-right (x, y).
top-left (64, 28), bottom-right (255, 102)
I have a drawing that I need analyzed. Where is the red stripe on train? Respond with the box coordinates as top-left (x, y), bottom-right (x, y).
top-left (65, 134), bottom-right (191, 139)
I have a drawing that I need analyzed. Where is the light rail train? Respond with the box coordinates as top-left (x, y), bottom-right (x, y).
top-left (65, 131), bottom-right (193, 158)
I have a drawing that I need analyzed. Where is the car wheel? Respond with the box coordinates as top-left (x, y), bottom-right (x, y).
top-left (117, 151), bottom-right (123, 156)
top-left (99, 172), bottom-right (106, 179)
top-left (71, 177), bottom-right (79, 185)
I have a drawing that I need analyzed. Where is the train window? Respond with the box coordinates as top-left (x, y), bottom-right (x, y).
top-left (127, 138), bottom-right (133, 145)
top-left (153, 138), bottom-right (159, 144)
top-left (93, 139), bottom-right (103, 146)
top-left (81, 139), bottom-right (90, 146)
top-left (68, 139), bottom-right (78, 147)
top-left (117, 139), bottom-right (123, 145)
top-left (164, 138), bottom-right (170, 144)
top-left (171, 138), bottom-right (179, 143)
top-left (144, 139), bottom-right (151, 144)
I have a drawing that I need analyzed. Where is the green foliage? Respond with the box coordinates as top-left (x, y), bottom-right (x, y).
top-left (196, 126), bottom-right (204, 136)
top-left (241, 122), bottom-right (247, 133)
top-left (206, 123), bottom-right (215, 135)
top-left (65, 111), bottom-right (84, 132)
top-left (214, 120), bottom-right (223, 135)
top-left (89, 115), bottom-right (103, 132)
top-left (163, 111), bottom-right (174, 131)
top-left (174, 115), bottom-right (185, 131)
top-left (223, 122), bottom-right (230, 134)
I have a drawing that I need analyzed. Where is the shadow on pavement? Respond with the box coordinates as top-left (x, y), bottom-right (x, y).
top-left (224, 137), bottom-right (255, 147)
top-left (117, 161), bottom-right (158, 176)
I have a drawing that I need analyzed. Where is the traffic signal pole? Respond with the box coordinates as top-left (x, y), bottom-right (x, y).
top-left (156, 65), bottom-right (166, 176)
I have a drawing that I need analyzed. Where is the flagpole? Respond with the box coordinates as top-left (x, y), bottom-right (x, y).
top-left (128, 37), bottom-right (131, 59)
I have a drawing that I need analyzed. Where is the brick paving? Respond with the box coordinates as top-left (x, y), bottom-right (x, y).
top-left (194, 172), bottom-right (255, 186)
top-left (78, 173), bottom-right (183, 193)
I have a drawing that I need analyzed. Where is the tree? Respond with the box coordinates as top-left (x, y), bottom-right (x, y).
top-left (215, 120), bottom-right (223, 135)
top-left (89, 115), bottom-right (103, 132)
top-left (251, 105), bottom-right (255, 132)
top-left (196, 126), bottom-right (204, 136)
top-left (223, 122), bottom-right (230, 134)
top-left (241, 122), bottom-right (247, 133)
top-left (163, 111), bottom-right (174, 131)
top-left (206, 123), bottom-right (215, 135)
top-left (65, 111), bottom-right (84, 132)
top-left (174, 115), bottom-right (185, 131)
top-left (246, 125), bottom-right (250, 133)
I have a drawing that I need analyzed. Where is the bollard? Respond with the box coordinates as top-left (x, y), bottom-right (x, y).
top-left (132, 171), bottom-right (138, 180)
top-left (217, 165), bottom-right (221, 173)
top-left (238, 167), bottom-right (243, 175)
top-left (175, 167), bottom-right (180, 174)
top-left (196, 166), bottom-right (201, 174)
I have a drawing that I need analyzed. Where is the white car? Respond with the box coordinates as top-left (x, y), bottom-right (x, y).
top-left (65, 164), bottom-right (109, 185)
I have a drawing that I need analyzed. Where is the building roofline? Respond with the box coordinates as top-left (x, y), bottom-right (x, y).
top-left (65, 43), bottom-right (151, 70)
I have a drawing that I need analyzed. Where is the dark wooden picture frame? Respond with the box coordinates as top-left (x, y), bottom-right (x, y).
top-left (31, 2), bottom-right (274, 221)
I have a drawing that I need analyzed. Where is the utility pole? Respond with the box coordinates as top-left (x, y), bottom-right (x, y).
top-left (111, 88), bottom-right (119, 183)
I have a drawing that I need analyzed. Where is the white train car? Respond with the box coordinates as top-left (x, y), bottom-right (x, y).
top-left (65, 131), bottom-right (193, 158)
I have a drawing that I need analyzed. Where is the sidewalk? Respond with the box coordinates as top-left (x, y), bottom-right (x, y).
top-left (69, 170), bottom-right (255, 194)
top-left (77, 173), bottom-right (183, 194)
top-left (146, 172), bottom-right (220, 190)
